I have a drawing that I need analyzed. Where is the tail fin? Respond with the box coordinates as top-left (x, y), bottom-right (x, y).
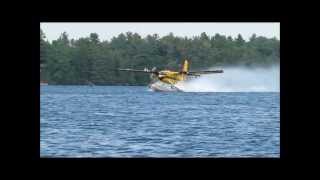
top-left (181, 60), bottom-right (189, 73)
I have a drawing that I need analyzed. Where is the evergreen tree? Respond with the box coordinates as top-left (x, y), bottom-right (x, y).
top-left (236, 34), bottom-right (245, 46)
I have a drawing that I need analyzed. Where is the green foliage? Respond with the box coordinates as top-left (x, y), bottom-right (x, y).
top-left (40, 28), bottom-right (280, 85)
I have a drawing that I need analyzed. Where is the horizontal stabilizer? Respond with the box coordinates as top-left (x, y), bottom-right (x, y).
top-left (187, 70), bottom-right (223, 75)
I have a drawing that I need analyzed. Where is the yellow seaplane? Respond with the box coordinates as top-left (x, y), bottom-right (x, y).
top-left (119, 60), bottom-right (223, 92)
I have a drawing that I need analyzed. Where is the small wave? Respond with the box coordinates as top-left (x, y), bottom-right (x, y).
top-left (93, 112), bottom-right (116, 116)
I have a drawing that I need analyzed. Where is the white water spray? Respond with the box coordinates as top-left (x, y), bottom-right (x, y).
top-left (175, 65), bottom-right (279, 92)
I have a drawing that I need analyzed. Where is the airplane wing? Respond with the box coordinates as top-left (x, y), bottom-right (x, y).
top-left (118, 68), bottom-right (158, 74)
top-left (187, 70), bottom-right (223, 75)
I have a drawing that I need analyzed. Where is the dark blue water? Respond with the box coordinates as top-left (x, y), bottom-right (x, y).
top-left (40, 86), bottom-right (280, 157)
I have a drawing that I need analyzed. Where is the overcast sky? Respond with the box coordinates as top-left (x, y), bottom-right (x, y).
top-left (40, 23), bottom-right (280, 42)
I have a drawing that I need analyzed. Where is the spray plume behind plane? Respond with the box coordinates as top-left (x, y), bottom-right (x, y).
top-left (175, 65), bottom-right (280, 92)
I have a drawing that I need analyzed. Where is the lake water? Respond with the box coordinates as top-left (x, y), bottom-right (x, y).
top-left (40, 86), bottom-right (280, 157)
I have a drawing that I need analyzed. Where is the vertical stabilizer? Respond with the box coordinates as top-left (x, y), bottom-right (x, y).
top-left (182, 60), bottom-right (189, 73)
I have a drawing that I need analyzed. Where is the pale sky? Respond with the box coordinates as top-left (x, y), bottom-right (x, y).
top-left (40, 23), bottom-right (280, 42)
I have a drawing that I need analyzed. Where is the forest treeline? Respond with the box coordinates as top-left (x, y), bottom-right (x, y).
top-left (40, 28), bottom-right (280, 85)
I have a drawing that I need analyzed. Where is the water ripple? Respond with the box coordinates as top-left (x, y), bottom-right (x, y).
top-left (41, 86), bottom-right (279, 157)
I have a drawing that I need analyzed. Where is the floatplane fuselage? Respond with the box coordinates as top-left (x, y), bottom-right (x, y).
top-left (118, 60), bottom-right (223, 92)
